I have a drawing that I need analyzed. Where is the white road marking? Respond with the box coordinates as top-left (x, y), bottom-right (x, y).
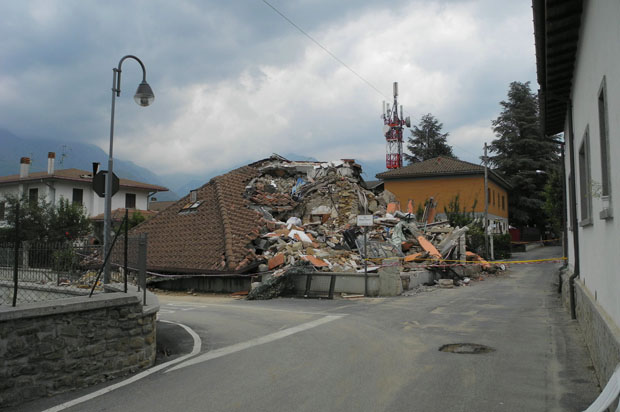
top-left (166, 315), bottom-right (344, 373)
top-left (165, 302), bottom-right (204, 306)
top-left (41, 320), bottom-right (202, 412)
top-left (161, 301), bottom-right (346, 316)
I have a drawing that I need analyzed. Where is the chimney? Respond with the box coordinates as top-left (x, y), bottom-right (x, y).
top-left (19, 157), bottom-right (31, 178)
top-left (92, 162), bottom-right (100, 176)
top-left (47, 152), bottom-right (55, 175)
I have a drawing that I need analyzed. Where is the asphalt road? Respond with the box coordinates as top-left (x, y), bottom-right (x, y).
top-left (20, 246), bottom-right (599, 412)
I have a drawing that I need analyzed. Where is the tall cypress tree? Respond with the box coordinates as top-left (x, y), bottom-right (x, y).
top-left (404, 113), bottom-right (455, 164)
top-left (490, 81), bottom-right (560, 229)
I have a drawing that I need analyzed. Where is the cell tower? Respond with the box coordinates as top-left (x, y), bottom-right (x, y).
top-left (382, 82), bottom-right (410, 169)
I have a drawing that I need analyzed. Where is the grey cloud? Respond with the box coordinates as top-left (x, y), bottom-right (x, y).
top-left (0, 0), bottom-right (536, 177)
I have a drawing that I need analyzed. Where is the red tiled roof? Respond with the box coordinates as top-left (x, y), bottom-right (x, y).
top-left (376, 157), bottom-right (511, 190)
top-left (148, 201), bottom-right (176, 212)
top-left (130, 166), bottom-right (263, 274)
top-left (0, 168), bottom-right (168, 192)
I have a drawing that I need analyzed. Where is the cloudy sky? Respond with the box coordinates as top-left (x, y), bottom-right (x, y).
top-left (0, 0), bottom-right (536, 179)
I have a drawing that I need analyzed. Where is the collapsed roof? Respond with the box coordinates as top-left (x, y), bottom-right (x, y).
top-left (131, 155), bottom-right (374, 274)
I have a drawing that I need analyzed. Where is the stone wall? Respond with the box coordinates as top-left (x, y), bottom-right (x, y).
top-left (574, 279), bottom-right (620, 388)
top-left (559, 267), bottom-right (571, 311)
top-left (0, 293), bottom-right (158, 408)
top-left (559, 267), bottom-right (620, 387)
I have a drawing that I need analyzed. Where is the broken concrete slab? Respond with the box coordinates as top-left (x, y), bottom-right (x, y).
top-left (401, 269), bottom-right (435, 290)
top-left (378, 258), bottom-right (403, 296)
top-left (437, 226), bottom-right (469, 257)
top-left (438, 279), bottom-right (454, 288)
top-left (247, 263), bottom-right (311, 300)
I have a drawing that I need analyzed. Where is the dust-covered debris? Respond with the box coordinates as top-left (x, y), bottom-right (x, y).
top-left (234, 155), bottom-right (504, 298)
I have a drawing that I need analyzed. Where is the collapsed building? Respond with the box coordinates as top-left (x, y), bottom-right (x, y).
top-left (131, 154), bottom-right (497, 297)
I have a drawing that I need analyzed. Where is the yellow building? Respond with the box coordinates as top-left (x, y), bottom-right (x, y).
top-left (376, 157), bottom-right (511, 233)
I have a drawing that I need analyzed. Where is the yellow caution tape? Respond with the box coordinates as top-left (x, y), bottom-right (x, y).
top-left (363, 256), bottom-right (567, 266)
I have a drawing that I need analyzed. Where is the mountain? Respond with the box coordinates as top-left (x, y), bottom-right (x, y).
top-left (0, 130), bottom-right (390, 201)
top-left (0, 129), bottom-right (179, 200)
top-left (356, 159), bottom-right (388, 182)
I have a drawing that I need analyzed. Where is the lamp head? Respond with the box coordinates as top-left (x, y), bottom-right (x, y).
top-left (134, 81), bottom-right (155, 107)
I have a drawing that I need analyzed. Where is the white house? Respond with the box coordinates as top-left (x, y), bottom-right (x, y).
top-left (0, 153), bottom-right (167, 223)
top-left (534, 0), bottom-right (620, 387)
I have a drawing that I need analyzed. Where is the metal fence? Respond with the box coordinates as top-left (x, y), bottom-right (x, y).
top-left (0, 202), bottom-right (148, 306)
top-left (0, 241), bottom-right (96, 306)
top-left (107, 234), bottom-right (148, 302)
top-left (0, 234), bottom-right (148, 307)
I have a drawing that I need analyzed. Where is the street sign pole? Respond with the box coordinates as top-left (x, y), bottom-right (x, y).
top-left (103, 76), bottom-right (117, 285)
top-left (357, 215), bottom-right (373, 297)
top-left (364, 227), bottom-right (368, 296)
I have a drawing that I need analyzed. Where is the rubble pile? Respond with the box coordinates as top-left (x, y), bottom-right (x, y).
top-left (241, 156), bottom-right (500, 296)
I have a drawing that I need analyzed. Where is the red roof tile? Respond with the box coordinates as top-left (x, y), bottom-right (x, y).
top-left (131, 166), bottom-right (263, 274)
top-left (0, 168), bottom-right (168, 192)
top-left (376, 157), bottom-right (511, 190)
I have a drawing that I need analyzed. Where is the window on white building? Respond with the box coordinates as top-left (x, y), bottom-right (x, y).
top-left (579, 128), bottom-right (592, 226)
top-left (72, 188), bottom-right (83, 205)
top-left (28, 188), bottom-right (38, 205)
top-left (598, 76), bottom-right (613, 219)
top-left (125, 193), bottom-right (136, 209)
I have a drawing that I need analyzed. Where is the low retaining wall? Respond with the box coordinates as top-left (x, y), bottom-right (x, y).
top-left (292, 272), bottom-right (381, 296)
top-left (560, 269), bottom-right (620, 387)
top-left (151, 275), bottom-right (251, 293)
top-left (289, 268), bottom-right (439, 297)
top-left (0, 291), bottom-right (158, 408)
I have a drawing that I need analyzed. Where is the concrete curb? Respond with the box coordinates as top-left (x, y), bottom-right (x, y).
top-left (0, 293), bottom-right (139, 321)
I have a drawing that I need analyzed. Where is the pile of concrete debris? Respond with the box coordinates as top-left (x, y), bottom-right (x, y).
top-left (243, 156), bottom-right (499, 299)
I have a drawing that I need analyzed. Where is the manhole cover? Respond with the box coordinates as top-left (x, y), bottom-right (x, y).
top-left (439, 343), bottom-right (495, 354)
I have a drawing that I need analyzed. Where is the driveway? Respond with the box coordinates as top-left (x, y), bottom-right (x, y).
top-left (20, 246), bottom-right (600, 412)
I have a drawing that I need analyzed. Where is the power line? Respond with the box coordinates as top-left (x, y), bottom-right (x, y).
top-left (261, 0), bottom-right (388, 99)
top-left (261, 0), bottom-right (483, 161)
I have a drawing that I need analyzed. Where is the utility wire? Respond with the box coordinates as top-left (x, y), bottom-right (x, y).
top-left (261, 0), bottom-right (482, 160)
top-left (261, 0), bottom-right (388, 100)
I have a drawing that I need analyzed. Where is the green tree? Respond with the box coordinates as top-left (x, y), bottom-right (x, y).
top-left (543, 161), bottom-right (564, 237)
top-left (489, 81), bottom-right (560, 229)
top-left (1, 194), bottom-right (51, 241)
top-left (444, 194), bottom-right (477, 227)
top-left (404, 113), bottom-right (455, 164)
top-left (48, 198), bottom-right (92, 242)
top-left (117, 210), bottom-right (146, 232)
top-left (1, 195), bottom-right (91, 242)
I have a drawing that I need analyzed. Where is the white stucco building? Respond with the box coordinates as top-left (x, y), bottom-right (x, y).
top-left (0, 153), bottom-right (167, 224)
top-left (534, 0), bottom-right (620, 387)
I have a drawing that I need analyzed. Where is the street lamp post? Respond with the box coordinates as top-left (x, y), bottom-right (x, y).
top-left (103, 55), bottom-right (154, 284)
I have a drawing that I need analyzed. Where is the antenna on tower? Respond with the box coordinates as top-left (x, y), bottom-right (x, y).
top-left (381, 82), bottom-right (410, 169)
